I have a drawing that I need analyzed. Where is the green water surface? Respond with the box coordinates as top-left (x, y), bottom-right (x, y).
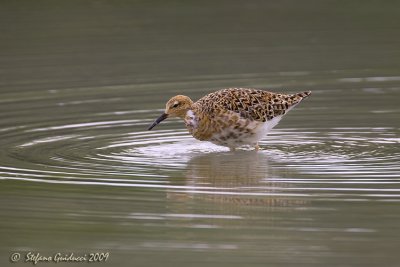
top-left (1, 1), bottom-right (400, 266)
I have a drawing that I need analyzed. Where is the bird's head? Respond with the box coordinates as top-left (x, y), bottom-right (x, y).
top-left (148, 95), bottom-right (193, 130)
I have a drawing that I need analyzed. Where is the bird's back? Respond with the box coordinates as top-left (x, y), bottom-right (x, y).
top-left (194, 88), bottom-right (311, 122)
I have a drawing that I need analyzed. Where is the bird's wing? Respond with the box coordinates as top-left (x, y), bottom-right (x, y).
top-left (195, 88), bottom-right (305, 122)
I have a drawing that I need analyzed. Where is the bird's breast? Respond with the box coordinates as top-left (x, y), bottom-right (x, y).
top-left (184, 110), bottom-right (198, 130)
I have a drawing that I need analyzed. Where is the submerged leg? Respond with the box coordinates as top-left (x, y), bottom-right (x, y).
top-left (229, 147), bottom-right (236, 152)
top-left (255, 143), bottom-right (260, 151)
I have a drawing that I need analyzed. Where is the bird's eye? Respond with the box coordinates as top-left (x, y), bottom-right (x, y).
top-left (172, 103), bottom-right (179, 108)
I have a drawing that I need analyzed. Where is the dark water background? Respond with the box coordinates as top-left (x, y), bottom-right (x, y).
top-left (1, 1), bottom-right (400, 266)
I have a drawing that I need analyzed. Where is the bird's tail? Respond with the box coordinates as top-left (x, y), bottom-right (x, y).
top-left (285, 91), bottom-right (311, 108)
top-left (295, 91), bottom-right (311, 99)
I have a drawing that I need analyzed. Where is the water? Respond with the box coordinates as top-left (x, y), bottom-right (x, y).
top-left (1, 1), bottom-right (400, 266)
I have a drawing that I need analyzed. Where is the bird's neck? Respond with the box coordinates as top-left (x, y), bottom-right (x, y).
top-left (177, 107), bottom-right (193, 119)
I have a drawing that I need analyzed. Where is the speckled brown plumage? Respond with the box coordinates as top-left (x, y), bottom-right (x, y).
top-left (148, 88), bottom-right (311, 150)
top-left (194, 88), bottom-right (310, 122)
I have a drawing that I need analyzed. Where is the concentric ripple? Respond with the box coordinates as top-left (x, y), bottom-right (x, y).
top-left (1, 106), bottom-right (399, 202)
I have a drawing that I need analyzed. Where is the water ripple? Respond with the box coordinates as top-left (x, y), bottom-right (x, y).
top-left (1, 108), bottom-right (399, 203)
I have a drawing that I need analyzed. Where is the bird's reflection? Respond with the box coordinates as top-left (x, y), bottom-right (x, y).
top-left (168, 150), bottom-right (307, 207)
top-left (186, 150), bottom-right (272, 186)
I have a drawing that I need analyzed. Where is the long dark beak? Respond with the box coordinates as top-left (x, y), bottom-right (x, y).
top-left (148, 113), bottom-right (168, 130)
